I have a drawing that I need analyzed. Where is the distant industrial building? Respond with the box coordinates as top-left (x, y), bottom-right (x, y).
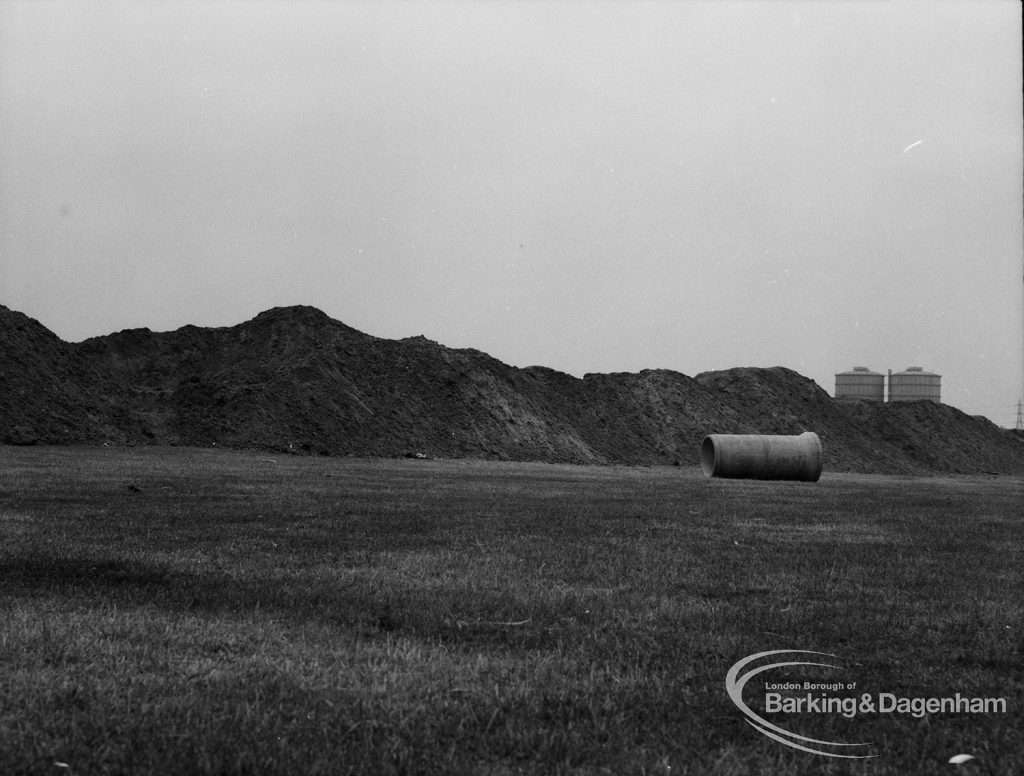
top-left (888, 366), bottom-right (941, 403)
top-left (834, 366), bottom-right (885, 401)
top-left (834, 365), bottom-right (941, 404)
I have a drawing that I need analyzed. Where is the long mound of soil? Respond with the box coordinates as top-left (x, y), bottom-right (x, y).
top-left (2, 304), bottom-right (1022, 474)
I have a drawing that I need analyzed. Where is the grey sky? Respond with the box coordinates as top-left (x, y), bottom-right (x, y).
top-left (2, 0), bottom-right (1021, 426)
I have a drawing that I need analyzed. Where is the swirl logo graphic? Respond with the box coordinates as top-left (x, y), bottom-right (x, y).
top-left (725, 650), bottom-right (877, 758)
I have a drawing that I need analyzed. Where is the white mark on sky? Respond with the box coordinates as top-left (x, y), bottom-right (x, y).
top-left (903, 140), bottom-right (923, 154)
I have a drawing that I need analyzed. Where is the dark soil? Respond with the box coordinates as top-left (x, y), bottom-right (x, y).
top-left (2, 303), bottom-right (1022, 474)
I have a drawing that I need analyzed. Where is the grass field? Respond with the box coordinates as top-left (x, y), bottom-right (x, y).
top-left (1, 446), bottom-right (1020, 775)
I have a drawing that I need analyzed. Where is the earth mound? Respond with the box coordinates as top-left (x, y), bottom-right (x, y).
top-left (2, 304), bottom-right (1022, 475)
top-left (0, 305), bottom-right (126, 445)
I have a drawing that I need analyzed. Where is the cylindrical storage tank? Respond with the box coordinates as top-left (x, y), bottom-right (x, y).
top-left (888, 366), bottom-right (941, 403)
top-left (835, 366), bottom-right (885, 401)
top-left (700, 432), bottom-right (822, 482)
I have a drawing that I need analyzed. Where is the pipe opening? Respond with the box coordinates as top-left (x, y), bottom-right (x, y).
top-left (700, 436), bottom-right (717, 477)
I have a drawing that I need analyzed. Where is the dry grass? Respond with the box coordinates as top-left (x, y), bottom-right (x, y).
top-left (0, 446), bottom-right (1020, 775)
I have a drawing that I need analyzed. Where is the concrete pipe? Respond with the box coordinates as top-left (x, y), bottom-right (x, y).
top-left (700, 432), bottom-right (822, 482)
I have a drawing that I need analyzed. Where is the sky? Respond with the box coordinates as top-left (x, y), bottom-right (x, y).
top-left (1, 0), bottom-right (1022, 426)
